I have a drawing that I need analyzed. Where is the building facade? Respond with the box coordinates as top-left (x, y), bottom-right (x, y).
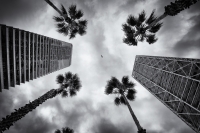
top-left (0, 24), bottom-right (72, 92)
top-left (132, 55), bottom-right (200, 133)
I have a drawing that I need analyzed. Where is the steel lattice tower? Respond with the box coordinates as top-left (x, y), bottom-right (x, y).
top-left (0, 24), bottom-right (73, 92)
top-left (132, 55), bottom-right (200, 133)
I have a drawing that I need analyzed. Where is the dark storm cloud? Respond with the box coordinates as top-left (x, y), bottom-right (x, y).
top-left (185, 0), bottom-right (200, 14)
top-left (171, 1), bottom-right (200, 56)
top-left (0, 0), bottom-right (47, 25)
top-left (9, 112), bottom-right (55, 133)
top-left (91, 118), bottom-right (134, 133)
top-left (0, 87), bottom-right (30, 119)
top-left (172, 14), bottom-right (200, 56)
top-left (118, 0), bottom-right (146, 11)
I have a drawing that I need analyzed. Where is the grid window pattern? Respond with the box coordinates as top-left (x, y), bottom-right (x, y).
top-left (0, 24), bottom-right (73, 92)
top-left (133, 55), bottom-right (200, 133)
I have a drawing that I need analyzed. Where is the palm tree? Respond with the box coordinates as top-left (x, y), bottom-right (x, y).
top-left (0, 72), bottom-right (81, 133)
top-left (122, 0), bottom-right (200, 46)
top-left (54, 127), bottom-right (74, 133)
top-left (105, 76), bottom-right (146, 133)
top-left (45, 0), bottom-right (87, 39)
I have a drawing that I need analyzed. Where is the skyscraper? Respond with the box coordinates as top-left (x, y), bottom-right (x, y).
top-left (132, 55), bottom-right (200, 133)
top-left (0, 24), bottom-right (73, 92)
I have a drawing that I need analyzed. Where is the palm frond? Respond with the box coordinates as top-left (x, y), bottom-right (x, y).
top-left (71, 81), bottom-right (81, 91)
top-left (110, 77), bottom-right (120, 88)
top-left (146, 9), bottom-right (157, 25)
top-left (78, 20), bottom-right (87, 35)
top-left (69, 5), bottom-right (77, 19)
top-left (56, 74), bottom-right (64, 84)
top-left (72, 73), bottom-right (78, 81)
top-left (62, 127), bottom-right (74, 133)
top-left (76, 10), bottom-right (83, 19)
top-left (53, 16), bottom-right (64, 22)
top-left (114, 97), bottom-right (121, 106)
top-left (56, 22), bottom-right (65, 29)
top-left (54, 129), bottom-right (61, 133)
top-left (126, 89), bottom-right (136, 101)
top-left (122, 24), bottom-right (133, 34)
top-left (148, 22), bottom-right (163, 33)
top-left (65, 72), bottom-right (73, 81)
top-left (57, 27), bottom-right (69, 36)
top-left (64, 16), bottom-right (72, 24)
top-left (121, 76), bottom-right (129, 86)
top-left (71, 74), bottom-right (82, 91)
top-left (69, 28), bottom-right (78, 39)
top-left (69, 89), bottom-right (76, 97)
top-left (78, 26), bottom-right (87, 35)
top-left (120, 96), bottom-right (126, 105)
top-left (127, 15), bottom-right (137, 27)
top-left (64, 83), bottom-right (69, 88)
top-left (61, 90), bottom-right (68, 97)
top-left (146, 34), bottom-right (157, 44)
top-left (78, 20), bottom-right (88, 27)
top-left (105, 86), bottom-right (114, 95)
top-left (122, 76), bottom-right (135, 88)
top-left (138, 10), bottom-right (146, 23)
top-left (61, 4), bottom-right (68, 15)
top-left (73, 84), bottom-right (82, 91)
top-left (123, 36), bottom-right (137, 46)
top-left (105, 77), bottom-right (120, 94)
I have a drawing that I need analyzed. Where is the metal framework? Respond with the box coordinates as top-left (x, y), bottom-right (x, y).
top-left (132, 55), bottom-right (200, 133)
top-left (0, 24), bottom-right (73, 92)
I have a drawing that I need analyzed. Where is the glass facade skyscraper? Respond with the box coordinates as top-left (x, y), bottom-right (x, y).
top-left (0, 24), bottom-right (72, 92)
top-left (133, 55), bottom-right (200, 133)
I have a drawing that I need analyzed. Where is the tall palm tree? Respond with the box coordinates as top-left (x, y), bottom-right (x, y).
top-left (122, 0), bottom-right (200, 46)
top-left (45, 0), bottom-right (87, 39)
top-left (54, 127), bottom-right (74, 133)
top-left (0, 72), bottom-right (81, 133)
top-left (105, 76), bottom-right (146, 133)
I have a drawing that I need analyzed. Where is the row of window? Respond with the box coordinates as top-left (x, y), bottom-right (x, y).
top-left (50, 46), bottom-right (71, 60)
top-left (0, 25), bottom-right (71, 91)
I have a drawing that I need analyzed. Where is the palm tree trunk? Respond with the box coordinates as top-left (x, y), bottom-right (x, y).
top-left (0, 89), bottom-right (58, 132)
top-left (44, 0), bottom-right (63, 16)
top-left (121, 94), bottom-right (144, 132)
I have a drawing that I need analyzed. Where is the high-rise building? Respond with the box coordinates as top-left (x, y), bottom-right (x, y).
top-left (132, 55), bottom-right (200, 133)
top-left (0, 24), bottom-right (73, 92)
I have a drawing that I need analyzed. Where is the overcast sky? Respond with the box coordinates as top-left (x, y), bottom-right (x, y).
top-left (0, 0), bottom-right (200, 133)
